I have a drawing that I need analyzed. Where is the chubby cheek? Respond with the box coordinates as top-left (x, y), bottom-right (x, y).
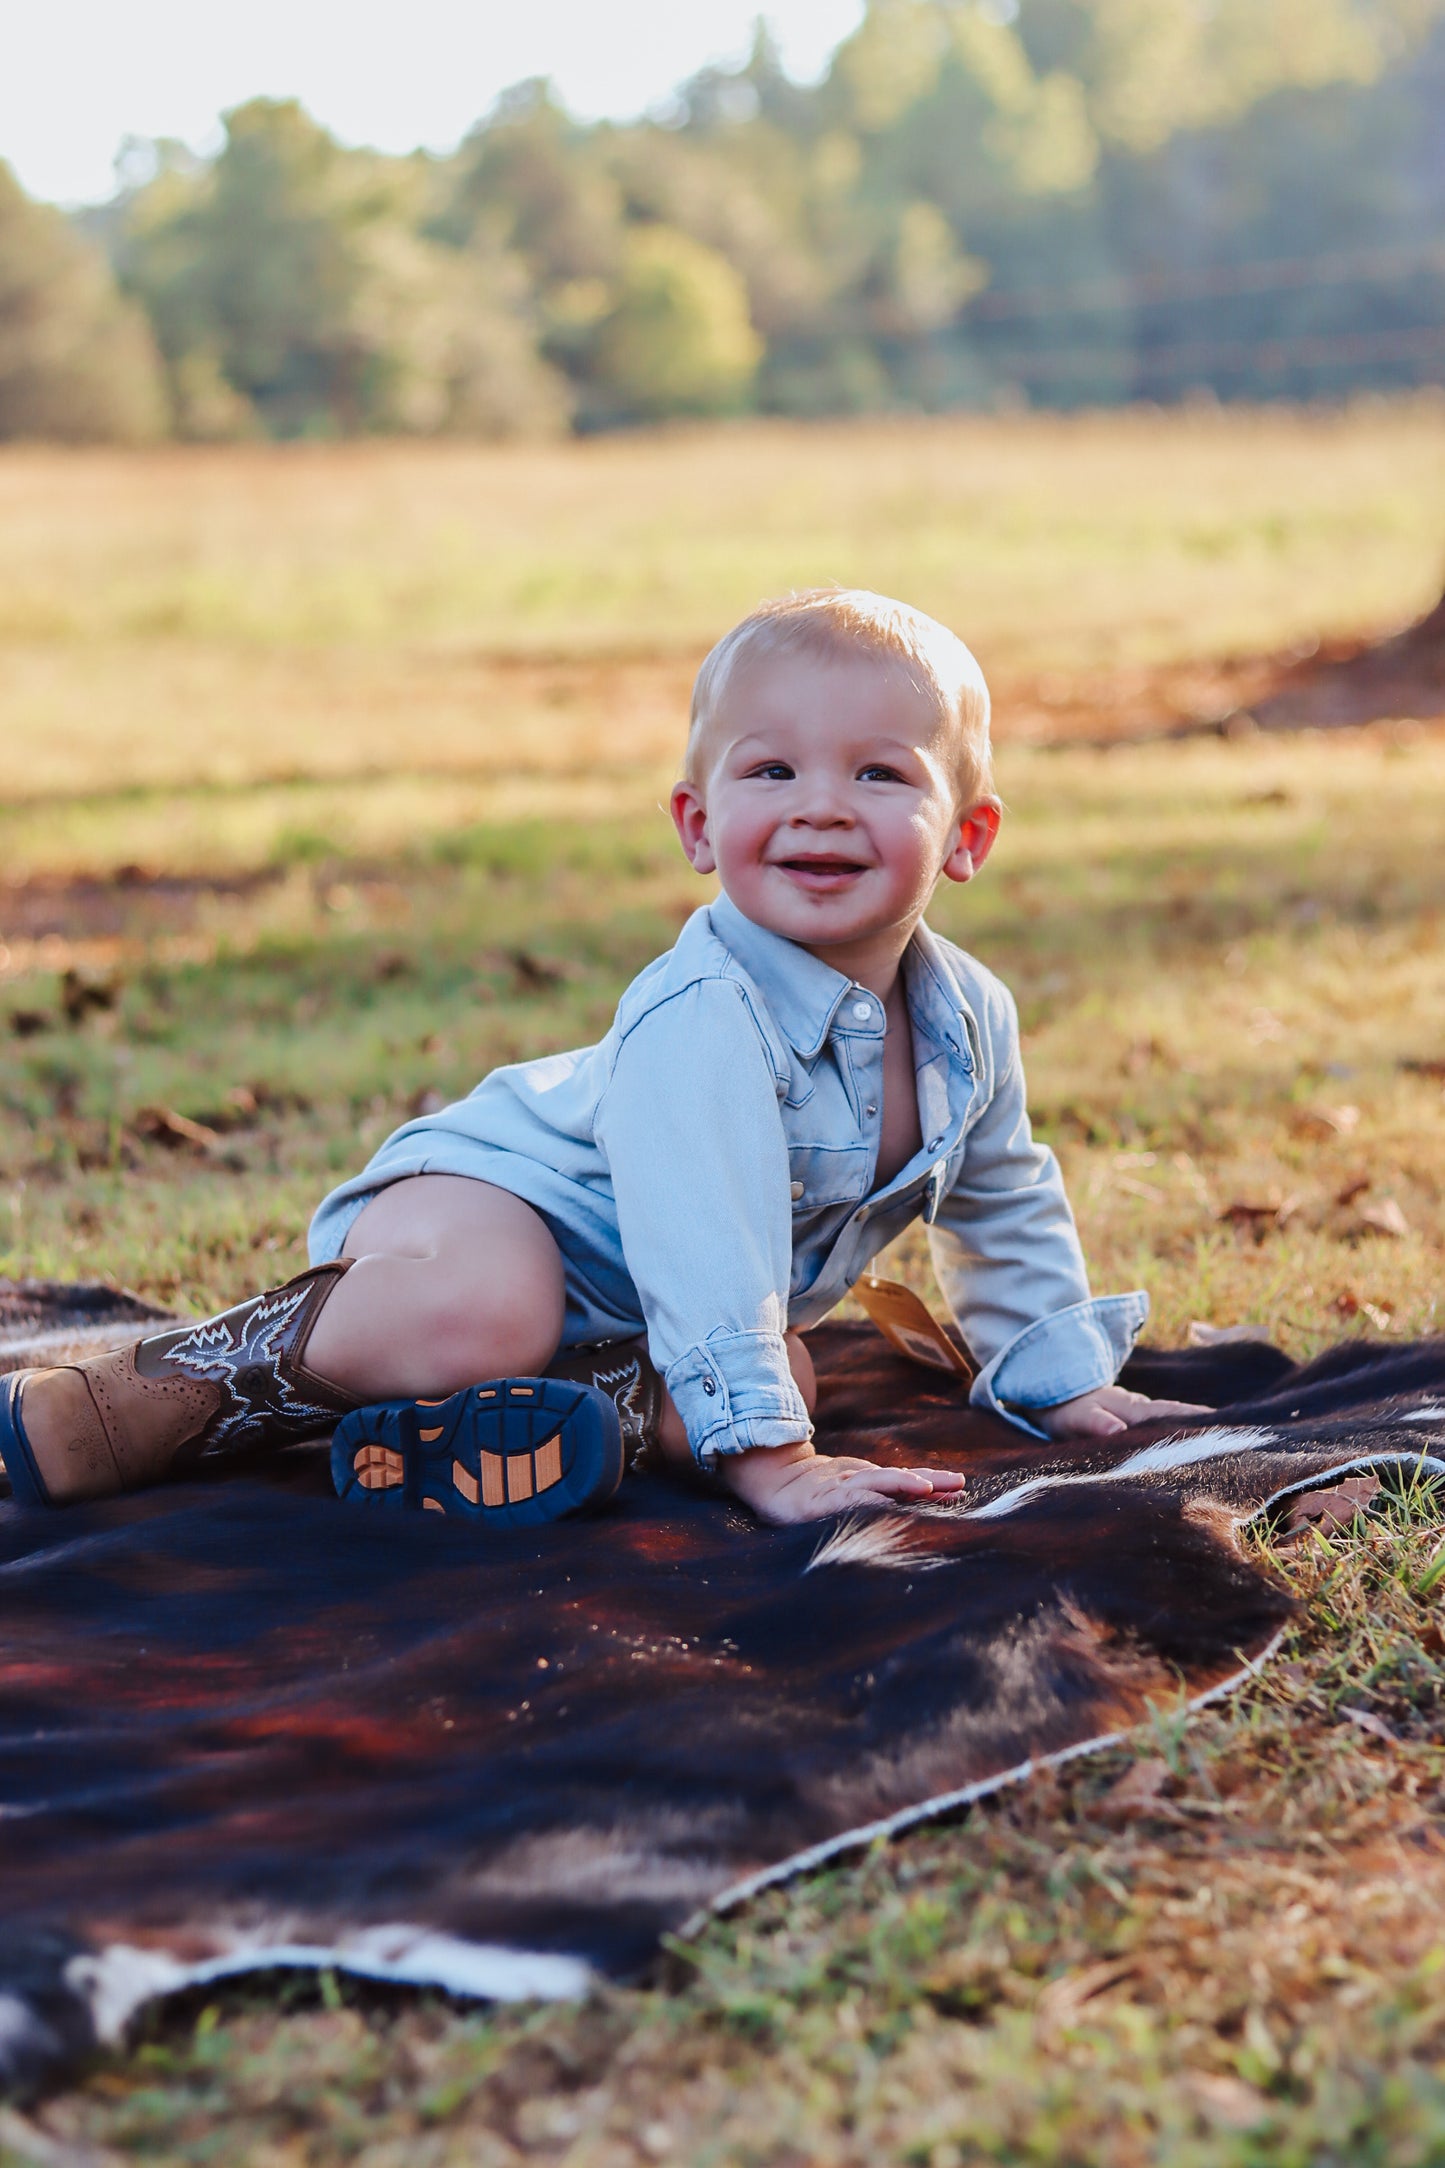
top-left (709, 804), bottom-right (778, 881)
top-left (879, 813), bottom-right (943, 904)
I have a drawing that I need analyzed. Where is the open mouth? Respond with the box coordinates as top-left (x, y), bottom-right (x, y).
top-left (775, 856), bottom-right (869, 884)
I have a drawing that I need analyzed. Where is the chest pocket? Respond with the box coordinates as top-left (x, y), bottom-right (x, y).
top-left (787, 1141), bottom-right (872, 1209)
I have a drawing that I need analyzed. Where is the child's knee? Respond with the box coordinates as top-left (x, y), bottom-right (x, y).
top-left (428, 1276), bottom-right (561, 1383)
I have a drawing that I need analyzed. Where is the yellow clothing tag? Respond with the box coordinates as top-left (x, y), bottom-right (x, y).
top-left (853, 1275), bottom-right (975, 1381)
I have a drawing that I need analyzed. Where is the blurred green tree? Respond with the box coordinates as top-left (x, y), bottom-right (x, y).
top-left (0, 162), bottom-right (165, 440)
top-left (120, 100), bottom-right (567, 437)
top-left (33, 0), bottom-right (1445, 435)
top-left (585, 226), bottom-right (762, 420)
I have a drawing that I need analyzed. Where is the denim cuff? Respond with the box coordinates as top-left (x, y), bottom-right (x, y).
top-left (665, 1329), bottom-right (814, 1469)
top-left (969, 1292), bottom-right (1150, 1440)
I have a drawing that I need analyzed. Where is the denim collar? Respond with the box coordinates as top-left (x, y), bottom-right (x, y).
top-left (707, 892), bottom-right (974, 1072)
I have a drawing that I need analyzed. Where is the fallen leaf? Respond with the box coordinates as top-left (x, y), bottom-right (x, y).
top-left (1357, 1197), bottom-right (1410, 1239)
top-left (1220, 1191), bottom-right (1299, 1235)
top-left (1340, 1705), bottom-right (1397, 1745)
top-left (0, 2102), bottom-right (128, 2167)
top-left (1123, 1036), bottom-right (1174, 1076)
top-left (1181, 2071), bottom-right (1271, 2131)
top-left (133, 1106), bottom-right (222, 1154)
top-left (1188, 1320), bottom-right (1275, 1347)
top-left (60, 967), bottom-right (119, 1023)
top-left (8, 1009), bottom-right (49, 1037)
top-left (1096, 1758), bottom-right (1177, 1821)
top-left (509, 949), bottom-right (569, 991)
top-left (1292, 1102), bottom-right (1360, 1139)
top-left (1335, 1177), bottom-right (1372, 1207)
top-left (1359, 1301), bottom-right (1395, 1332)
top-left (1036, 1957), bottom-right (1139, 2029)
top-left (1285, 1475), bottom-right (1380, 1535)
top-left (1401, 1057), bottom-right (1445, 1081)
top-left (190, 1084), bottom-right (262, 1134)
top-left (1332, 1288), bottom-right (1362, 1316)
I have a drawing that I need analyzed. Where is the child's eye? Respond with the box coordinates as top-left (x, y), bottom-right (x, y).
top-left (747, 761), bottom-right (795, 781)
top-left (858, 764), bottom-right (905, 783)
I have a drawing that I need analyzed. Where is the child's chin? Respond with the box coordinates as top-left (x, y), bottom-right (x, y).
top-left (767, 898), bottom-right (881, 946)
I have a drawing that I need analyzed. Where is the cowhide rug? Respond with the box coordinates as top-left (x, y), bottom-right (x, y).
top-left (0, 1280), bottom-right (1441, 2090)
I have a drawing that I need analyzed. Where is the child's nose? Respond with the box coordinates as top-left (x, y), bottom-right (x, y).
top-left (790, 780), bottom-right (853, 825)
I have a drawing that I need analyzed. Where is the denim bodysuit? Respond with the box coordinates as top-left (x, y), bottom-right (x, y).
top-left (309, 893), bottom-right (1147, 1462)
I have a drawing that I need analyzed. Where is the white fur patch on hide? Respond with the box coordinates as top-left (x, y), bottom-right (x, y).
top-left (966, 1427), bottom-right (1281, 1522)
top-left (806, 1515), bottom-right (952, 1573)
top-left (66, 1929), bottom-right (593, 2043)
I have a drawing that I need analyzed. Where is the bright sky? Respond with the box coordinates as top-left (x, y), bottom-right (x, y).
top-left (4, 0), bottom-right (866, 207)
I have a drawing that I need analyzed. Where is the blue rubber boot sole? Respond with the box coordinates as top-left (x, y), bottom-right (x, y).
top-left (331, 1378), bottom-right (624, 1529)
top-left (0, 1371), bottom-right (50, 1505)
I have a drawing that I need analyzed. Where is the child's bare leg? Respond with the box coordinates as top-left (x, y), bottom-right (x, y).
top-left (304, 1175), bottom-right (566, 1401)
top-left (309, 1173), bottom-right (818, 1460)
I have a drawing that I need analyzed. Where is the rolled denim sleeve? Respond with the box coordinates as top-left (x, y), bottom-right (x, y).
top-left (928, 985), bottom-right (1147, 1437)
top-left (594, 978), bottom-right (813, 1467)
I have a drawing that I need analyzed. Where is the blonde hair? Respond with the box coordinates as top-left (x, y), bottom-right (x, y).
top-left (686, 588), bottom-right (995, 805)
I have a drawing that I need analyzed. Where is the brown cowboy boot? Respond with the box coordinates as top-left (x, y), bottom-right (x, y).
top-left (0, 1263), bottom-right (359, 1508)
top-left (546, 1336), bottom-right (664, 1472)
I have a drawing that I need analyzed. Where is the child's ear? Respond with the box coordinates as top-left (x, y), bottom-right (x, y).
top-left (670, 780), bottom-right (717, 875)
top-left (940, 800), bottom-right (1001, 886)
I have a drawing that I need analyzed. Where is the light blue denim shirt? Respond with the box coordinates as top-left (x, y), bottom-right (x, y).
top-left (310, 894), bottom-right (1147, 1462)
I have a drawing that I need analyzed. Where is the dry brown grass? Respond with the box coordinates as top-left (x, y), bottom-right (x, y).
top-left (4, 401), bottom-right (1443, 805)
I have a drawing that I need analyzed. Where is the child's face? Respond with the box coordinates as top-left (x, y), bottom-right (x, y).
top-left (671, 650), bottom-right (998, 967)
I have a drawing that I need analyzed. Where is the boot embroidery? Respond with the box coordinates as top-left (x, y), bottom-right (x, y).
top-left (591, 1356), bottom-right (648, 1444)
top-left (158, 1284), bottom-right (339, 1448)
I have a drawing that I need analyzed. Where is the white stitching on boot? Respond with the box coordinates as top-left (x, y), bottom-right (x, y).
top-left (158, 1284), bottom-right (341, 1448)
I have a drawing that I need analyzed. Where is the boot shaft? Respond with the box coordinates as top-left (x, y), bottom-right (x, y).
top-left (1, 1264), bottom-right (356, 1507)
top-left (546, 1337), bottom-right (663, 1471)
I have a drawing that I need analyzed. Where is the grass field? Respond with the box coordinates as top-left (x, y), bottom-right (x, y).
top-left (1, 406), bottom-right (1444, 2164)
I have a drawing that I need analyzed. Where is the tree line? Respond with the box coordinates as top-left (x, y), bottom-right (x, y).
top-left (3, 0), bottom-right (1444, 442)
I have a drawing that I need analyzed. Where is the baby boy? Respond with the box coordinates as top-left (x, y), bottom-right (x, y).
top-left (1, 590), bottom-right (1200, 1524)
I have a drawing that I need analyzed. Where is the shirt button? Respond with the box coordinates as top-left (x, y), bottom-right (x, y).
top-left (789, 1179), bottom-right (805, 1200)
top-left (851, 1000), bottom-right (873, 1021)
top-left (701, 1376), bottom-right (716, 1396)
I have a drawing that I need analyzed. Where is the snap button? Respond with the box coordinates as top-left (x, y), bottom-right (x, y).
top-left (865, 1104), bottom-right (878, 1118)
top-left (928, 1135), bottom-right (943, 1152)
top-left (701, 1376), bottom-right (716, 1397)
top-left (851, 1000), bottom-right (873, 1021)
top-left (789, 1179), bottom-right (805, 1200)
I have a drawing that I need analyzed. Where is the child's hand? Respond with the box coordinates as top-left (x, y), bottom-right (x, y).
top-left (720, 1440), bottom-right (966, 1525)
top-left (1035, 1384), bottom-right (1210, 1439)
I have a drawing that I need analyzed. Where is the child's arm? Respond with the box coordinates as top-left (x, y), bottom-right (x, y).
top-left (927, 979), bottom-right (1204, 1435)
top-left (595, 977), bottom-right (967, 1512)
